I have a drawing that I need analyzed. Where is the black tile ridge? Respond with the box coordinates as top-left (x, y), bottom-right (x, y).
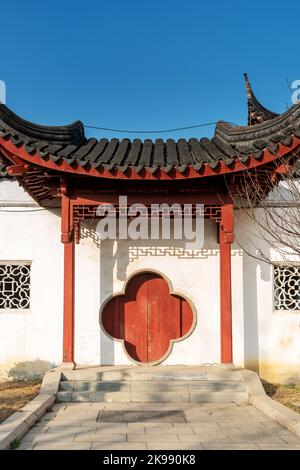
top-left (0, 103), bottom-right (85, 145)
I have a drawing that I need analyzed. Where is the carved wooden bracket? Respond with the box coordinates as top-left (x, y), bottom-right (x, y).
top-left (7, 164), bottom-right (30, 176)
top-left (220, 204), bottom-right (234, 244)
top-left (60, 179), bottom-right (74, 244)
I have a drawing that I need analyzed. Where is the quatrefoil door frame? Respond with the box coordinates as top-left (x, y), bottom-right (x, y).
top-left (99, 269), bottom-right (196, 365)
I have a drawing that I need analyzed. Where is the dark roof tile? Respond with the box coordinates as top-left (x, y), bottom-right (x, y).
top-left (97, 138), bottom-right (119, 164)
top-left (139, 139), bottom-right (153, 167)
top-left (188, 138), bottom-right (203, 162)
top-left (165, 139), bottom-right (178, 165)
top-left (0, 97), bottom-right (300, 175)
top-left (153, 139), bottom-right (165, 166)
top-left (125, 139), bottom-right (142, 166)
top-left (109, 139), bottom-right (130, 166)
top-left (89, 139), bottom-right (109, 165)
top-left (72, 138), bottom-right (98, 159)
top-left (177, 139), bottom-right (193, 165)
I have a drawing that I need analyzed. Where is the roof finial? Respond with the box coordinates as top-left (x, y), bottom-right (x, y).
top-left (243, 73), bottom-right (278, 126)
top-left (244, 73), bottom-right (253, 100)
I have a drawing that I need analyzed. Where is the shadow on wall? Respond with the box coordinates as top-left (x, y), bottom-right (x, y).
top-left (99, 238), bottom-right (115, 365)
top-left (242, 231), bottom-right (271, 375)
top-left (6, 359), bottom-right (55, 381)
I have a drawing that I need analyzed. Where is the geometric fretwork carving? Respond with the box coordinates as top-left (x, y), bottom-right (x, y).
top-left (128, 246), bottom-right (219, 262)
top-left (73, 204), bottom-right (222, 243)
top-left (274, 265), bottom-right (300, 311)
top-left (73, 204), bottom-right (222, 222)
top-left (0, 264), bottom-right (31, 309)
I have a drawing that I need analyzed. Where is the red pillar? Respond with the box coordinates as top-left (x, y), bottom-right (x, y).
top-left (61, 184), bottom-right (74, 364)
top-left (219, 203), bottom-right (234, 363)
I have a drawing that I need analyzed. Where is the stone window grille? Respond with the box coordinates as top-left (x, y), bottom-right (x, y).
top-left (274, 265), bottom-right (300, 311)
top-left (0, 264), bottom-right (31, 310)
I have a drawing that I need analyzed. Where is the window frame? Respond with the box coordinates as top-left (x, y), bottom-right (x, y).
top-left (0, 260), bottom-right (32, 313)
top-left (273, 261), bottom-right (300, 314)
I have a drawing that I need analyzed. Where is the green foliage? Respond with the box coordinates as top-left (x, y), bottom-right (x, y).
top-left (283, 383), bottom-right (298, 390)
top-left (10, 438), bottom-right (21, 450)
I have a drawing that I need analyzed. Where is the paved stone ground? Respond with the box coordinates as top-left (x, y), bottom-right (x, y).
top-left (17, 402), bottom-right (300, 450)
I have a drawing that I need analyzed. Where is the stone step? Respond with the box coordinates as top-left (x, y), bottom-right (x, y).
top-left (61, 366), bottom-right (242, 383)
top-left (57, 366), bottom-right (249, 403)
top-left (59, 380), bottom-right (245, 393)
top-left (56, 389), bottom-right (249, 403)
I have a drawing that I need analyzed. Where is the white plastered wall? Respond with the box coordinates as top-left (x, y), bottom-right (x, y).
top-left (0, 179), bottom-right (63, 380)
top-left (74, 219), bottom-right (222, 366)
top-left (234, 209), bottom-right (300, 383)
top-left (0, 179), bottom-right (299, 382)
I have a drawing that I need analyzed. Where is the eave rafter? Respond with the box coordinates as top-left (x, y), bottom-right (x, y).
top-left (0, 145), bottom-right (57, 203)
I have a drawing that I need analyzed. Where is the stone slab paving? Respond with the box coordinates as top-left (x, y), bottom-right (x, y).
top-left (17, 402), bottom-right (300, 450)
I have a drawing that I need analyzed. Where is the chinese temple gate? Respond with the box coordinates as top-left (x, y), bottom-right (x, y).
top-left (1, 75), bottom-right (300, 370)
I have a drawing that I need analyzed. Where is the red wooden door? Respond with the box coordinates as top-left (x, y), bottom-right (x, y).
top-left (102, 272), bottom-right (193, 363)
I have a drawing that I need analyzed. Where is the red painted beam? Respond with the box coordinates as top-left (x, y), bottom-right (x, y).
top-left (71, 192), bottom-right (229, 206)
top-left (219, 203), bottom-right (234, 363)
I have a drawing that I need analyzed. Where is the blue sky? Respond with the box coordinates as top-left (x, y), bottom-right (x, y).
top-left (1, 0), bottom-right (299, 140)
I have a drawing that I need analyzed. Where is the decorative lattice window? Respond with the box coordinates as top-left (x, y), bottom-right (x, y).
top-left (0, 264), bottom-right (31, 310)
top-left (274, 265), bottom-right (300, 311)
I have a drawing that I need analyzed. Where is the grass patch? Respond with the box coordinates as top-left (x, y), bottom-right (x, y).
top-left (0, 379), bottom-right (42, 423)
top-left (10, 438), bottom-right (21, 450)
top-left (262, 381), bottom-right (300, 414)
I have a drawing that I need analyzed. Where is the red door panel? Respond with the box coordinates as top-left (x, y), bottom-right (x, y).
top-left (147, 274), bottom-right (181, 362)
top-left (102, 272), bottom-right (193, 363)
top-left (123, 273), bottom-right (148, 363)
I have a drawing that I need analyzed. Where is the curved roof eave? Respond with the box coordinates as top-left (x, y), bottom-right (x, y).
top-left (0, 97), bottom-right (300, 180)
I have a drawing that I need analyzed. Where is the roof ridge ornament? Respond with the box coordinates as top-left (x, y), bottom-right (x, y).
top-left (244, 73), bottom-right (279, 126)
